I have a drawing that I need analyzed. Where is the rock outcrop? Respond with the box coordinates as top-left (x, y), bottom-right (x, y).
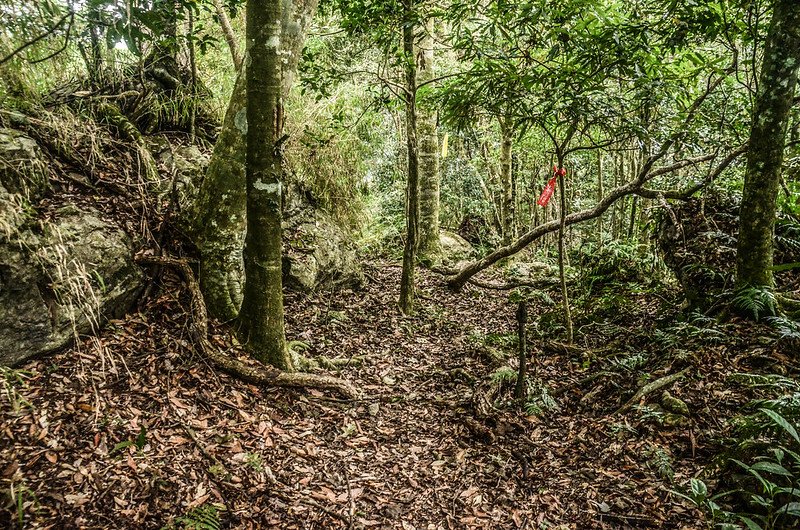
top-left (439, 229), bottom-right (475, 265)
top-left (282, 187), bottom-right (364, 292)
top-left (0, 206), bottom-right (143, 366)
top-left (0, 129), bottom-right (143, 366)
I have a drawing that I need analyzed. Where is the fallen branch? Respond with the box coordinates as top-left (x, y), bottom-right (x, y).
top-left (614, 368), bottom-right (689, 415)
top-left (136, 255), bottom-right (359, 399)
top-left (447, 155), bottom-right (718, 290)
top-left (431, 266), bottom-right (562, 291)
top-left (446, 71), bottom-right (743, 290)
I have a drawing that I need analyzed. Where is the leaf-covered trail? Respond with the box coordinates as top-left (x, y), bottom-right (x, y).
top-left (2, 262), bottom-right (712, 528)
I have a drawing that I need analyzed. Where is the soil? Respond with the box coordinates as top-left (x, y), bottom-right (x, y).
top-left (2, 257), bottom-right (794, 529)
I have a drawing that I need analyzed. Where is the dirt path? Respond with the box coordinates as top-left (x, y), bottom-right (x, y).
top-left (2, 262), bottom-right (710, 529)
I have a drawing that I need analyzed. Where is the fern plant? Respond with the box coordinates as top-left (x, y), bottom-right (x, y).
top-left (732, 285), bottom-right (778, 321)
top-left (165, 504), bottom-right (222, 530)
top-left (679, 378), bottom-right (800, 530)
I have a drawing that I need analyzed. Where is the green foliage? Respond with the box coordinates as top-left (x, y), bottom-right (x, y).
top-left (645, 444), bottom-right (675, 482)
top-left (110, 425), bottom-right (148, 455)
top-left (489, 366), bottom-right (517, 385)
top-left (678, 376), bottom-right (800, 529)
top-left (732, 285), bottom-right (778, 321)
top-left (0, 367), bottom-right (32, 413)
top-left (523, 382), bottom-right (560, 416)
top-left (610, 351), bottom-right (651, 372)
top-left (576, 241), bottom-right (656, 290)
top-left (654, 311), bottom-right (727, 351)
top-left (766, 316), bottom-right (800, 343)
top-left (166, 504), bottom-right (223, 530)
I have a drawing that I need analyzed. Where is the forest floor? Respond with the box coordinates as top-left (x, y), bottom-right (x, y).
top-left (2, 254), bottom-right (796, 529)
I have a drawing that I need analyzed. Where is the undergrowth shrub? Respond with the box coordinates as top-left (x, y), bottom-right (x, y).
top-left (732, 286), bottom-right (778, 321)
top-left (677, 374), bottom-right (800, 530)
top-left (575, 240), bottom-right (657, 291)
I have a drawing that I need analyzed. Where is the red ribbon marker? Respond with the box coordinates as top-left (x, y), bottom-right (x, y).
top-left (537, 166), bottom-right (566, 207)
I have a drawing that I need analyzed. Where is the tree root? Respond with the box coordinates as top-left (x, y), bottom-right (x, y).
top-left (136, 254), bottom-right (360, 399)
top-left (614, 368), bottom-right (689, 415)
top-left (777, 293), bottom-right (800, 319)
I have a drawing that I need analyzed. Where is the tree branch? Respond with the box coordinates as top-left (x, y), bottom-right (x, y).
top-left (0, 11), bottom-right (73, 66)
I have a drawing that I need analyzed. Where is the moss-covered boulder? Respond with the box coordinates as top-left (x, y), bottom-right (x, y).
top-left (0, 128), bottom-right (49, 199)
top-left (282, 186), bottom-right (364, 292)
top-left (0, 207), bottom-right (143, 366)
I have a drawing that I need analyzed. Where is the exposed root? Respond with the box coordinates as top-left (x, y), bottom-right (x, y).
top-left (777, 293), bottom-right (800, 319)
top-left (614, 368), bottom-right (690, 415)
top-left (136, 254), bottom-right (360, 399)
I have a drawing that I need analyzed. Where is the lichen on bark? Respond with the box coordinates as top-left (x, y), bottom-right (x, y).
top-left (191, 0), bottom-right (319, 321)
top-left (417, 19), bottom-right (442, 263)
top-left (736, 0), bottom-right (800, 289)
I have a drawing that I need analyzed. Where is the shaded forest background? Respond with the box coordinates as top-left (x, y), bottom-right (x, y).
top-left (2, 0), bottom-right (800, 528)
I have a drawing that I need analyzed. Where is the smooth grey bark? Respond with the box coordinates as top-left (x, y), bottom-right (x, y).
top-left (236, 0), bottom-right (291, 369)
top-left (193, 0), bottom-right (318, 321)
top-left (736, 0), bottom-right (800, 289)
top-left (399, 0), bottom-right (420, 315)
top-left (417, 19), bottom-right (442, 261)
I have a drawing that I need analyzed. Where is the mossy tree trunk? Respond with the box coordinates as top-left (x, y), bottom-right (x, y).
top-left (417, 19), bottom-right (442, 263)
top-left (237, 0), bottom-right (292, 370)
top-left (192, 0), bottom-right (318, 321)
top-left (399, 0), bottom-right (420, 315)
top-left (736, 0), bottom-right (800, 289)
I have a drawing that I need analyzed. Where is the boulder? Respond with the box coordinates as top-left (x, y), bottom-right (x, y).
top-left (0, 128), bottom-right (49, 199)
top-left (0, 206), bottom-right (143, 366)
top-left (146, 135), bottom-right (210, 231)
top-left (440, 230), bottom-right (475, 265)
top-left (282, 186), bottom-right (363, 292)
top-left (0, 128), bottom-right (50, 239)
top-left (656, 194), bottom-right (800, 310)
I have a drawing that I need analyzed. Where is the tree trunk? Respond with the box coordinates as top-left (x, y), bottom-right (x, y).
top-left (214, 0), bottom-right (243, 70)
top-left (399, 0), bottom-right (420, 315)
top-left (417, 18), bottom-right (441, 262)
top-left (736, 0), bottom-right (800, 289)
top-left (596, 151), bottom-right (604, 245)
top-left (236, 0), bottom-right (292, 370)
top-left (514, 300), bottom-right (528, 400)
top-left (192, 0), bottom-right (318, 321)
top-left (479, 141), bottom-right (503, 235)
top-left (500, 118), bottom-right (515, 245)
top-left (557, 158), bottom-right (573, 344)
top-left (194, 72), bottom-right (248, 321)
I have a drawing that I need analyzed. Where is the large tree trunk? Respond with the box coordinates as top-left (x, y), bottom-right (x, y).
top-left (399, 0), bottom-right (420, 315)
top-left (736, 0), bottom-right (800, 289)
top-left (500, 118), bottom-right (515, 245)
top-left (192, 0), bottom-right (318, 321)
top-left (236, 0), bottom-right (292, 370)
top-left (417, 19), bottom-right (441, 262)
